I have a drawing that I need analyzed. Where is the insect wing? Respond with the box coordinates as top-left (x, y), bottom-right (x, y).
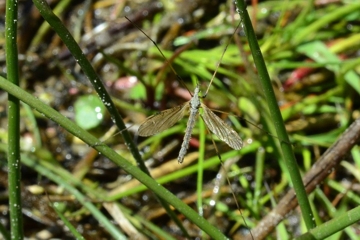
top-left (200, 103), bottom-right (243, 150)
top-left (138, 104), bottom-right (189, 136)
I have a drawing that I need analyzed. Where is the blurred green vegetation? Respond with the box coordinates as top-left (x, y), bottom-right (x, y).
top-left (1, 0), bottom-right (360, 239)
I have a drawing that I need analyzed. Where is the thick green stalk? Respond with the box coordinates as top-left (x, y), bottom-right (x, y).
top-left (293, 3), bottom-right (360, 45)
top-left (0, 78), bottom-right (228, 239)
top-left (32, 0), bottom-right (143, 171)
top-left (234, 0), bottom-right (316, 230)
top-left (5, 0), bottom-right (23, 238)
top-left (31, 0), bottom-right (191, 235)
top-left (19, 154), bottom-right (126, 240)
top-left (295, 204), bottom-right (360, 240)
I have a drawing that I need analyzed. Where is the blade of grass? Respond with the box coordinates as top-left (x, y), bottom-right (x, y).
top-left (51, 203), bottom-right (86, 240)
top-left (297, 41), bottom-right (360, 95)
top-left (281, 86), bottom-right (342, 121)
top-left (108, 145), bottom-right (260, 200)
top-left (254, 118), bottom-right (360, 239)
top-left (29, 0), bottom-right (72, 48)
top-left (253, 148), bottom-right (265, 215)
top-left (31, 0), bottom-right (143, 170)
top-left (0, 77), bottom-right (228, 239)
top-left (0, 141), bottom-right (175, 239)
top-left (31, 0), bottom-right (190, 235)
top-left (197, 107), bottom-right (206, 238)
top-left (19, 154), bottom-right (126, 239)
top-left (293, 3), bottom-right (360, 45)
top-left (235, 0), bottom-right (316, 231)
top-left (0, 223), bottom-right (10, 240)
top-left (5, 0), bottom-right (23, 238)
top-left (115, 204), bottom-right (177, 240)
top-left (21, 102), bottom-right (42, 148)
top-left (328, 180), bottom-right (360, 205)
top-left (197, 106), bottom-right (206, 218)
top-left (295, 205), bottom-right (360, 240)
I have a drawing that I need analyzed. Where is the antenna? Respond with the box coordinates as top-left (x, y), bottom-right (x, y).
top-left (124, 16), bottom-right (193, 95)
top-left (203, 20), bottom-right (242, 98)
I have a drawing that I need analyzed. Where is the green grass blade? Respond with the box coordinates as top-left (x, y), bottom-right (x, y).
top-left (31, 0), bottom-right (192, 235)
top-left (20, 154), bottom-right (126, 239)
top-left (295, 205), bottom-right (360, 240)
top-left (0, 77), bottom-right (228, 239)
top-left (5, 0), bottom-right (23, 238)
top-left (235, 0), bottom-right (316, 230)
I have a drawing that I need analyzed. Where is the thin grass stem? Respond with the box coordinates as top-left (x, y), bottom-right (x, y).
top-left (235, 0), bottom-right (316, 230)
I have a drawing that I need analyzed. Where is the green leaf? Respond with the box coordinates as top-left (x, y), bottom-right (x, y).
top-left (74, 95), bottom-right (105, 130)
top-left (129, 83), bottom-right (146, 100)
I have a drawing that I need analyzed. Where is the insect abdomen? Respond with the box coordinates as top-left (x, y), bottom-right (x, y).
top-left (178, 107), bottom-right (198, 163)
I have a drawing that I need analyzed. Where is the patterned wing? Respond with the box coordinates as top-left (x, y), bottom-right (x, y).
top-left (200, 103), bottom-right (243, 150)
top-left (138, 103), bottom-right (189, 136)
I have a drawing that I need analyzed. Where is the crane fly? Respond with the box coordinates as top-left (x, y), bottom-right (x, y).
top-left (127, 16), bottom-right (244, 163)
top-left (138, 85), bottom-right (243, 163)
top-left (126, 16), bottom-right (253, 238)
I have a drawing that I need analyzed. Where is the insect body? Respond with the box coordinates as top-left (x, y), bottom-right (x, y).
top-left (138, 85), bottom-right (243, 163)
top-left (178, 85), bottom-right (201, 163)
